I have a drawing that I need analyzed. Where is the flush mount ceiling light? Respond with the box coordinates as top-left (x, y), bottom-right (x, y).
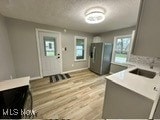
top-left (85, 7), bottom-right (105, 24)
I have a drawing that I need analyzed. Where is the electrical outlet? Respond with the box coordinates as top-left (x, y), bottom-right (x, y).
top-left (72, 64), bottom-right (74, 67)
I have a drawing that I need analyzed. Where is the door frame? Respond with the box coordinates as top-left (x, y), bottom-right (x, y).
top-left (35, 28), bottom-right (63, 78)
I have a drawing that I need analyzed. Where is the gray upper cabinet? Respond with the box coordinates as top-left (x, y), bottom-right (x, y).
top-left (132, 0), bottom-right (160, 57)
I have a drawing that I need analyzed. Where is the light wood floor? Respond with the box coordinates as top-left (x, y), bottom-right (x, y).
top-left (30, 70), bottom-right (106, 119)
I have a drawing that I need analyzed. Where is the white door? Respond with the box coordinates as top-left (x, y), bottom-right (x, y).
top-left (38, 30), bottom-right (62, 77)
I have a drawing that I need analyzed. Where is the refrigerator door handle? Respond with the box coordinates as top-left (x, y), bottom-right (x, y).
top-left (93, 47), bottom-right (96, 63)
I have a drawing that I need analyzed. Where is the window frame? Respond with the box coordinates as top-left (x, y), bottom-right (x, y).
top-left (74, 36), bottom-right (87, 61)
top-left (112, 33), bottom-right (134, 64)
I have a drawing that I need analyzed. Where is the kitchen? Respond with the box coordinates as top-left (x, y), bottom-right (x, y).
top-left (0, 0), bottom-right (160, 119)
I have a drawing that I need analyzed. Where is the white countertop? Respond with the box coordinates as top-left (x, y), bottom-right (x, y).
top-left (0, 76), bottom-right (30, 92)
top-left (106, 63), bottom-right (160, 101)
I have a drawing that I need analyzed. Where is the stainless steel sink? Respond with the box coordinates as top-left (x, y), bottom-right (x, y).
top-left (129, 68), bottom-right (156, 79)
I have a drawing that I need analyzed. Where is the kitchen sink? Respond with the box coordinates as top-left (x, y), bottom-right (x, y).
top-left (129, 68), bottom-right (156, 79)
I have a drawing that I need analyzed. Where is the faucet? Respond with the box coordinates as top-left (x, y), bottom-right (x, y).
top-left (150, 57), bottom-right (160, 69)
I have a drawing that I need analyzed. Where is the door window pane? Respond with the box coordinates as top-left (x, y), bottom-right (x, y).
top-left (44, 36), bottom-right (56, 56)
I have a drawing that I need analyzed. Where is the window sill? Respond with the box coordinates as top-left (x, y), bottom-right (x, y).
top-left (111, 62), bottom-right (128, 67)
top-left (75, 59), bottom-right (86, 62)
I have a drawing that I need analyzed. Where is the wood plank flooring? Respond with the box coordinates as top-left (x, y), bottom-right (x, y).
top-left (29, 70), bottom-right (106, 119)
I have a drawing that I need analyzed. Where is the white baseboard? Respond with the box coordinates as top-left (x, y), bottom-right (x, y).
top-left (30, 76), bottom-right (42, 81)
top-left (30, 68), bottom-right (89, 80)
top-left (62, 67), bottom-right (89, 74)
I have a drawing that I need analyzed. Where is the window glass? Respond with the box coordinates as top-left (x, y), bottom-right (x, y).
top-left (76, 39), bottom-right (85, 60)
top-left (75, 36), bottom-right (87, 61)
top-left (114, 52), bottom-right (127, 63)
top-left (113, 36), bottom-right (132, 63)
top-left (44, 36), bottom-right (56, 56)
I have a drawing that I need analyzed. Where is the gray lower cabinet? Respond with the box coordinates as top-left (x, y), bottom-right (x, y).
top-left (102, 79), bottom-right (153, 119)
top-left (110, 63), bottom-right (127, 74)
top-left (154, 97), bottom-right (160, 119)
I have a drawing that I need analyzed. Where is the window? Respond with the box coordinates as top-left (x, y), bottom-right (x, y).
top-left (44, 36), bottom-right (56, 56)
top-left (74, 36), bottom-right (87, 61)
top-left (112, 35), bottom-right (133, 63)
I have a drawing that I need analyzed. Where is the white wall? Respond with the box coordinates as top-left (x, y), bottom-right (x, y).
top-left (99, 26), bottom-right (136, 43)
top-left (6, 17), bottom-right (93, 78)
top-left (0, 14), bottom-right (15, 80)
top-left (0, 15), bottom-right (136, 79)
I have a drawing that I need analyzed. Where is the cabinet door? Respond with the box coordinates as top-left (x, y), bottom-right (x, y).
top-left (102, 80), bottom-right (153, 119)
top-left (154, 97), bottom-right (160, 119)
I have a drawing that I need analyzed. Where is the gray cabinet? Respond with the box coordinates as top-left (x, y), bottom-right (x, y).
top-left (110, 63), bottom-right (127, 74)
top-left (102, 80), bottom-right (153, 119)
top-left (154, 97), bottom-right (160, 119)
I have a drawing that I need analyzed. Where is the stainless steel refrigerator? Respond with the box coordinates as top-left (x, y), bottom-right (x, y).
top-left (90, 42), bottom-right (113, 75)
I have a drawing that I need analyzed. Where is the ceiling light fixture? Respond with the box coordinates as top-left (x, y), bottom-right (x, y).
top-left (85, 7), bottom-right (105, 24)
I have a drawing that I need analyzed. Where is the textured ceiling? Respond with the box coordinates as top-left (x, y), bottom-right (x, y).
top-left (0, 0), bottom-right (140, 33)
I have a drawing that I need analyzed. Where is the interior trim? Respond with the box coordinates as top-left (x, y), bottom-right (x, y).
top-left (62, 67), bottom-right (88, 74)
